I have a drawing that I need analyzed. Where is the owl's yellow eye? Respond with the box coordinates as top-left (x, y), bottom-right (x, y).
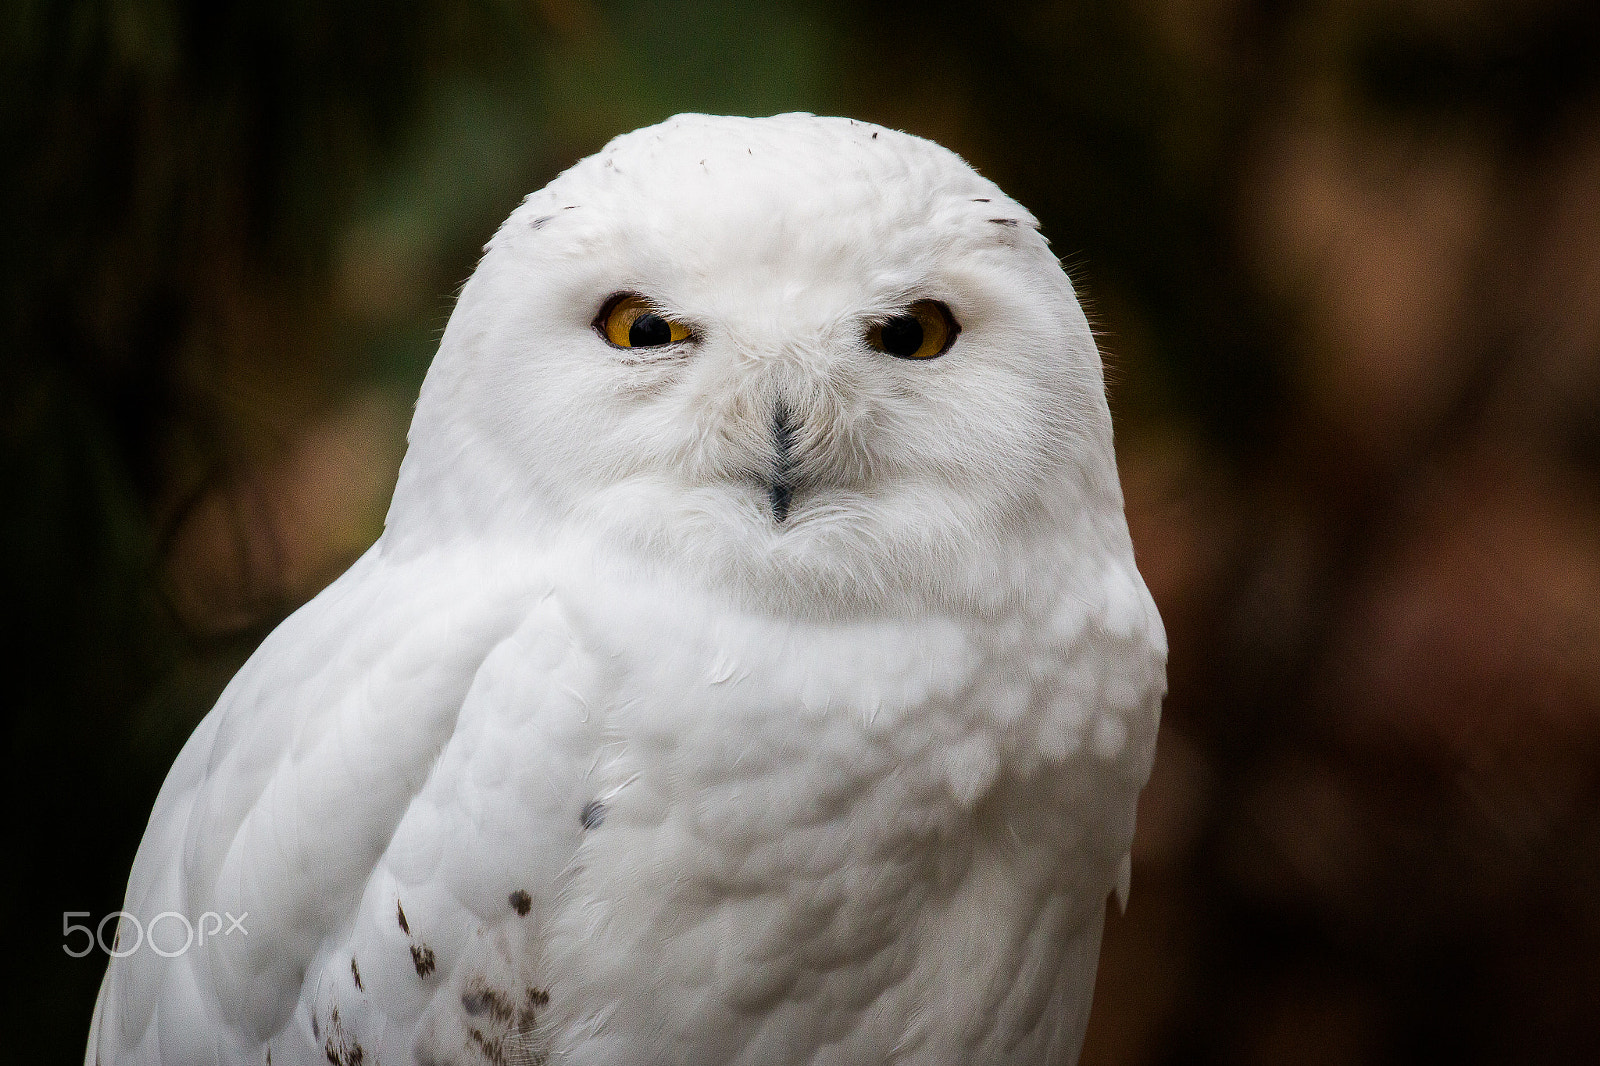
top-left (867, 300), bottom-right (959, 360)
top-left (596, 294), bottom-right (692, 349)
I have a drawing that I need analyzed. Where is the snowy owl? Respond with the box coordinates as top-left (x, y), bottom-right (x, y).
top-left (88, 113), bottom-right (1165, 1066)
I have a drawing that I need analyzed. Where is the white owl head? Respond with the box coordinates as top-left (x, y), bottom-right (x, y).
top-left (386, 113), bottom-right (1131, 618)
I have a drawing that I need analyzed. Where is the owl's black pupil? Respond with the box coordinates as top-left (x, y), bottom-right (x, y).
top-left (879, 315), bottom-right (924, 357)
top-left (629, 312), bottom-right (673, 347)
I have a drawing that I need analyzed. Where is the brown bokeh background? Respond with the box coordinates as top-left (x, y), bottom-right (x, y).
top-left (6, 1), bottom-right (1599, 1062)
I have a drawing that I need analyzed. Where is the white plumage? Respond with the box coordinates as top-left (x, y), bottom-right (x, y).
top-left (88, 113), bottom-right (1165, 1066)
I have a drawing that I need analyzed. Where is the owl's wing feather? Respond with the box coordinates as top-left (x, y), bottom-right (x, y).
top-left (87, 545), bottom-right (543, 1066)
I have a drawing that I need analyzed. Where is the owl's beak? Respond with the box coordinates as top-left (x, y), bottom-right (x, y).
top-left (768, 401), bottom-right (797, 523)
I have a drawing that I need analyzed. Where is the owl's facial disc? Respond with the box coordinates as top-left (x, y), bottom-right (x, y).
top-left (385, 114), bottom-right (1127, 613)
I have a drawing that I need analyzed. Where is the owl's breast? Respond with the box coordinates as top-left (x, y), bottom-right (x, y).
top-left (303, 550), bottom-right (1159, 1066)
top-left (502, 568), bottom-right (1152, 1065)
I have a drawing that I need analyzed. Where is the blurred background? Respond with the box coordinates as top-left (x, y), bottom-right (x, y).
top-left (6, 0), bottom-right (1600, 1061)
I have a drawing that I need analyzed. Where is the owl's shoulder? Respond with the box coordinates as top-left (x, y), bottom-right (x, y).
top-left (89, 542), bottom-right (568, 1061)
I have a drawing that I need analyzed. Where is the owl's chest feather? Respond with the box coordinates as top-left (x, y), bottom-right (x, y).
top-left (287, 560), bottom-right (1155, 1066)
top-left (502, 583), bottom-right (1135, 1063)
